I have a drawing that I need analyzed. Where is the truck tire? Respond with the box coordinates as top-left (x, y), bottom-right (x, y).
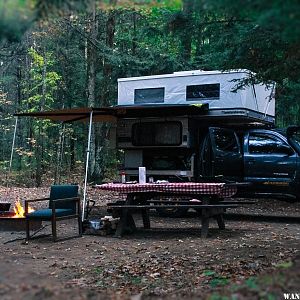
top-left (156, 207), bottom-right (189, 218)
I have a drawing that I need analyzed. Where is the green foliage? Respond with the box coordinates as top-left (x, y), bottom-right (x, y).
top-left (275, 261), bottom-right (293, 269)
top-left (203, 270), bottom-right (216, 276)
top-left (0, 0), bottom-right (34, 42)
top-left (210, 277), bottom-right (229, 288)
top-left (244, 277), bottom-right (259, 290)
top-left (208, 295), bottom-right (230, 300)
top-left (200, 0), bottom-right (300, 125)
top-left (202, 270), bottom-right (229, 288)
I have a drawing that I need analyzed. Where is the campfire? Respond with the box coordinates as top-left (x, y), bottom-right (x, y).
top-left (0, 201), bottom-right (41, 232)
top-left (13, 200), bottom-right (34, 218)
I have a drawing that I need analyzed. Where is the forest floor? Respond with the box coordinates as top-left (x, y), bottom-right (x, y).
top-left (0, 186), bottom-right (300, 300)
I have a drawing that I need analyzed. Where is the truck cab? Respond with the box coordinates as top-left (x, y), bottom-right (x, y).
top-left (204, 127), bottom-right (300, 200)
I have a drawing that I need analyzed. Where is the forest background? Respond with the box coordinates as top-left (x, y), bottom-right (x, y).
top-left (0, 0), bottom-right (299, 187)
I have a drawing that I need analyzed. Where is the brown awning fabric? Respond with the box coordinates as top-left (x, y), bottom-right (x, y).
top-left (14, 104), bottom-right (208, 123)
top-left (14, 107), bottom-right (117, 123)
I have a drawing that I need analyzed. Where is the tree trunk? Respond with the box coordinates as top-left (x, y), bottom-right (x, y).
top-left (35, 51), bottom-right (47, 187)
top-left (182, 0), bottom-right (194, 62)
top-left (86, 0), bottom-right (98, 182)
top-left (15, 61), bottom-right (22, 171)
top-left (91, 10), bottom-right (116, 182)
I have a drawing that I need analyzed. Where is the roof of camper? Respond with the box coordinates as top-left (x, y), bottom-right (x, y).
top-left (118, 69), bottom-right (252, 82)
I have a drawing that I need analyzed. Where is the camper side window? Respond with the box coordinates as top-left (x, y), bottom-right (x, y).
top-left (134, 87), bottom-right (165, 104)
top-left (186, 84), bottom-right (220, 101)
top-left (132, 122), bottom-right (182, 146)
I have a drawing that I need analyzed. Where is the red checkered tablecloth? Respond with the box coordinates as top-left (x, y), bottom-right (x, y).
top-left (95, 182), bottom-right (237, 198)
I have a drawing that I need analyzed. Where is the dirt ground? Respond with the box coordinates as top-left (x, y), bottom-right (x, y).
top-left (0, 187), bottom-right (300, 300)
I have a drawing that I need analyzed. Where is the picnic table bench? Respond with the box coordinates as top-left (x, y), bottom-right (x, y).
top-left (95, 182), bottom-right (249, 238)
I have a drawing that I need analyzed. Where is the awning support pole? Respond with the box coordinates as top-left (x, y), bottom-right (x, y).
top-left (82, 111), bottom-right (93, 221)
top-left (54, 123), bottom-right (65, 185)
top-left (6, 117), bottom-right (18, 187)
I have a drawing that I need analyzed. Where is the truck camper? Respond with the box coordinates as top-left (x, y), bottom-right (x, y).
top-left (117, 70), bottom-right (273, 179)
top-left (115, 70), bottom-right (300, 205)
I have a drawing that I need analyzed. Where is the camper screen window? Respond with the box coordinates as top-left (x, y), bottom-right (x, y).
top-left (132, 122), bottom-right (182, 146)
top-left (134, 88), bottom-right (165, 104)
top-left (186, 84), bottom-right (220, 101)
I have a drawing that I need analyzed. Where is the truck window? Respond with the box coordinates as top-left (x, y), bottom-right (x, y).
top-left (134, 87), bottom-right (165, 104)
top-left (212, 128), bottom-right (239, 152)
top-left (132, 121), bottom-right (182, 146)
top-left (248, 133), bottom-right (292, 154)
top-left (186, 84), bottom-right (220, 101)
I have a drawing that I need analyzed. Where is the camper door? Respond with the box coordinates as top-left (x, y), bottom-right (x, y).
top-left (208, 127), bottom-right (243, 180)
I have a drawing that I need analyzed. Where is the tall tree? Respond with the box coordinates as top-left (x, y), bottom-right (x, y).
top-left (86, 0), bottom-right (98, 181)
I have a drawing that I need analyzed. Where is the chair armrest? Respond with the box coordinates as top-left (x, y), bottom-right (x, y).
top-left (51, 197), bottom-right (80, 203)
top-left (25, 198), bottom-right (50, 215)
top-left (25, 198), bottom-right (50, 203)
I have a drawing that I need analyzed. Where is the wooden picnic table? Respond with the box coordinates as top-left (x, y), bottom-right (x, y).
top-left (94, 182), bottom-right (241, 238)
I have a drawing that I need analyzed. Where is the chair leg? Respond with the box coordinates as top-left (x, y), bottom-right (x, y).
top-left (52, 219), bottom-right (57, 242)
top-left (77, 199), bottom-right (83, 237)
top-left (25, 219), bottom-right (30, 241)
top-left (78, 215), bottom-right (82, 237)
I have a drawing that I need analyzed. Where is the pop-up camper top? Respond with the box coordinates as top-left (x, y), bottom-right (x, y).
top-left (116, 70), bottom-right (276, 181)
top-left (117, 69), bottom-right (275, 122)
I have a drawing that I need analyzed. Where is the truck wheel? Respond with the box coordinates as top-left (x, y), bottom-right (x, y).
top-left (156, 207), bottom-right (189, 218)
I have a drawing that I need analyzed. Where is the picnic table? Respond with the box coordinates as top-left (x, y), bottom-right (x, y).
top-left (94, 182), bottom-right (243, 238)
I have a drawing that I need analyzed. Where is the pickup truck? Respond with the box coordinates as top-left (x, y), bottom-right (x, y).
top-left (154, 125), bottom-right (300, 217)
top-left (201, 126), bottom-right (300, 200)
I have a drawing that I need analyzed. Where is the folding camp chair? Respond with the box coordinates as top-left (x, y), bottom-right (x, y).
top-left (25, 185), bottom-right (82, 242)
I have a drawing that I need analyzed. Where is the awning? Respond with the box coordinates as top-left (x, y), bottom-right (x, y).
top-left (14, 107), bottom-right (117, 123)
top-left (14, 104), bottom-right (209, 122)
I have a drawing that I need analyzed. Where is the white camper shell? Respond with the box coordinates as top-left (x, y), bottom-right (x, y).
top-left (118, 70), bottom-right (275, 124)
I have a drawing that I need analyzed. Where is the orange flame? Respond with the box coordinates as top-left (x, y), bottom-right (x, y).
top-left (13, 200), bottom-right (34, 218)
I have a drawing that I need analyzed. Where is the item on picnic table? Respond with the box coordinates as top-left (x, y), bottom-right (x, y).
top-left (139, 167), bottom-right (146, 184)
top-left (120, 171), bottom-right (126, 184)
top-left (155, 180), bottom-right (169, 184)
top-left (190, 199), bottom-right (201, 202)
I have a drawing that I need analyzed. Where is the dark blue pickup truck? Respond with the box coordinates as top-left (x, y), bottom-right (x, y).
top-left (202, 126), bottom-right (300, 200)
top-left (154, 125), bottom-right (300, 217)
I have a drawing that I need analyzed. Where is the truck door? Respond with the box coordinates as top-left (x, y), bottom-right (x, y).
top-left (207, 127), bottom-right (243, 180)
top-left (244, 130), bottom-right (297, 190)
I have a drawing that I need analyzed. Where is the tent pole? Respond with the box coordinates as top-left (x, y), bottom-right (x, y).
top-left (6, 117), bottom-right (18, 187)
top-left (82, 111), bottom-right (93, 221)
